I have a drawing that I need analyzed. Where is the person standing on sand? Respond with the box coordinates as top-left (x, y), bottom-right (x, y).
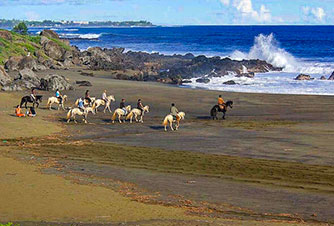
top-left (218, 95), bottom-right (225, 111)
top-left (170, 103), bottom-right (179, 120)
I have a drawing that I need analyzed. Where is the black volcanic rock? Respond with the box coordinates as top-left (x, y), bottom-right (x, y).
top-left (328, 72), bottom-right (334, 80)
top-left (223, 80), bottom-right (237, 85)
top-left (196, 77), bottom-right (210, 83)
top-left (295, 74), bottom-right (312, 80)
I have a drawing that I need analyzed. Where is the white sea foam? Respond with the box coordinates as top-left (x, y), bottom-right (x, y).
top-left (184, 72), bottom-right (334, 96)
top-left (59, 33), bottom-right (101, 39)
top-left (230, 33), bottom-right (334, 75)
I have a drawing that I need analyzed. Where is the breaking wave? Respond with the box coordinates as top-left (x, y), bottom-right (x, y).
top-left (59, 33), bottom-right (102, 40)
top-left (230, 33), bottom-right (334, 74)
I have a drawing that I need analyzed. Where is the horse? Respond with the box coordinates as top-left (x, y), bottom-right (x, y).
top-left (162, 112), bottom-right (185, 131)
top-left (46, 95), bottom-right (68, 110)
top-left (210, 100), bottom-right (233, 120)
top-left (126, 105), bottom-right (150, 123)
top-left (20, 95), bottom-right (43, 109)
top-left (111, 105), bottom-right (132, 123)
top-left (92, 95), bottom-right (115, 113)
top-left (66, 107), bottom-right (95, 124)
top-left (74, 97), bottom-right (96, 107)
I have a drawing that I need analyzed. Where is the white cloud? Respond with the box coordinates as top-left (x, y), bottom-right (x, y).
top-left (303, 6), bottom-right (326, 22)
top-left (232, 0), bottom-right (272, 23)
top-left (220, 0), bottom-right (230, 6)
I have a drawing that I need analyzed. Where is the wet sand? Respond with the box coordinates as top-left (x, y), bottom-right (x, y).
top-left (1, 68), bottom-right (334, 224)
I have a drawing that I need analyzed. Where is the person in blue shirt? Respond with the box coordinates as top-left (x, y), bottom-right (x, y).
top-left (55, 89), bottom-right (62, 104)
top-left (78, 98), bottom-right (85, 110)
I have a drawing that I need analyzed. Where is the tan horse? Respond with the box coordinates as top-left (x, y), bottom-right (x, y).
top-left (111, 105), bottom-right (131, 123)
top-left (92, 95), bottom-right (115, 113)
top-left (126, 105), bottom-right (150, 123)
top-left (74, 97), bottom-right (96, 107)
top-left (46, 95), bottom-right (68, 110)
top-left (66, 107), bottom-right (95, 124)
top-left (162, 112), bottom-right (185, 131)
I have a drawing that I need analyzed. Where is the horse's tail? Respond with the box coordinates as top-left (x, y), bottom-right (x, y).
top-left (126, 111), bottom-right (133, 120)
top-left (66, 109), bottom-right (72, 120)
top-left (111, 111), bottom-right (117, 121)
top-left (162, 116), bottom-right (169, 126)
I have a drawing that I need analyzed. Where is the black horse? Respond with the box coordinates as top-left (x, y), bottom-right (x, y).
top-left (210, 100), bottom-right (233, 120)
top-left (20, 95), bottom-right (43, 109)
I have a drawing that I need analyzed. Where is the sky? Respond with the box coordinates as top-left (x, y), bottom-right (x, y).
top-left (0, 0), bottom-right (333, 25)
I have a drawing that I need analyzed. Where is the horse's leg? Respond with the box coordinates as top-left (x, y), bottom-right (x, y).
top-left (119, 114), bottom-right (122, 123)
top-left (170, 121), bottom-right (174, 131)
top-left (175, 120), bottom-right (179, 130)
top-left (74, 115), bottom-right (77, 124)
top-left (222, 112), bottom-right (226, 120)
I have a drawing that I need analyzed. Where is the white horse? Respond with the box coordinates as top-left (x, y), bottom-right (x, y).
top-left (66, 107), bottom-right (95, 124)
top-left (46, 95), bottom-right (68, 110)
top-left (162, 112), bottom-right (185, 131)
top-left (75, 97), bottom-right (96, 107)
top-left (126, 105), bottom-right (150, 123)
top-left (111, 105), bottom-right (131, 123)
top-left (92, 95), bottom-right (115, 113)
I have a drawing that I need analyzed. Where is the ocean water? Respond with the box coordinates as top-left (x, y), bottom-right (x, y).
top-left (29, 26), bottom-right (334, 95)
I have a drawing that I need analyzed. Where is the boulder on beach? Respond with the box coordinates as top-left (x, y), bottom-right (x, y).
top-left (328, 72), bottom-right (334, 80)
top-left (295, 74), bottom-right (313, 81)
top-left (17, 68), bottom-right (40, 85)
top-left (196, 77), bottom-right (210, 84)
top-left (76, 80), bottom-right (92, 87)
top-left (45, 74), bottom-right (73, 90)
top-left (80, 72), bottom-right (94, 77)
top-left (320, 76), bottom-right (327, 80)
top-left (0, 66), bottom-right (12, 86)
top-left (223, 80), bottom-right (237, 85)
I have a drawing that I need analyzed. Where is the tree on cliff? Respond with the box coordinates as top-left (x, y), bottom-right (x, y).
top-left (12, 22), bottom-right (28, 35)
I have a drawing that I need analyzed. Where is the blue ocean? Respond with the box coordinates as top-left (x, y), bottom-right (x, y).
top-left (30, 26), bottom-right (334, 95)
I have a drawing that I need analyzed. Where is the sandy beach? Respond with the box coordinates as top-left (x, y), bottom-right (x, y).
top-left (1, 68), bottom-right (334, 225)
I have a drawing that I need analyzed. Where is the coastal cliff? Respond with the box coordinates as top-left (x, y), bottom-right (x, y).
top-left (0, 29), bottom-right (282, 91)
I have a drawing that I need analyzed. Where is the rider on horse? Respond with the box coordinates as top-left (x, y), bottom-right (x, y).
top-left (137, 99), bottom-right (144, 116)
top-left (170, 103), bottom-right (179, 120)
top-left (78, 98), bottom-right (85, 111)
top-left (102, 90), bottom-right (108, 103)
top-left (120, 98), bottom-right (127, 115)
top-left (218, 95), bottom-right (226, 111)
top-left (30, 88), bottom-right (36, 102)
top-left (85, 90), bottom-right (92, 105)
top-left (56, 89), bottom-right (63, 104)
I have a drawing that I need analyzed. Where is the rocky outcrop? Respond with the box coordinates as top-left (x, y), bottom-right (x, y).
top-left (45, 74), bottom-right (73, 90)
top-left (295, 74), bottom-right (313, 80)
top-left (320, 76), bottom-right (327, 80)
top-left (40, 30), bottom-right (60, 39)
top-left (0, 66), bottom-right (12, 86)
top-left (5, 56), bottom-right (38, 71)
top-left (2, 68), bottom-right (39, 91)
top-left (0, 30), bottom-right (12, 40)
top-left (328, 72), bottom-right (334, 80)
top-left (42, 38), bottom-right (64, 61)
top-left (4, 56), bottom-right (23, 71)
top-left (196, 78), bottom-right (210, 83)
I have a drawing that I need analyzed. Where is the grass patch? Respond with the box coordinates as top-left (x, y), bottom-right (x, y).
top-left (10, 138), bottom-right (334, 193)
top-left (50, 37), bottom-right (71, 51)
